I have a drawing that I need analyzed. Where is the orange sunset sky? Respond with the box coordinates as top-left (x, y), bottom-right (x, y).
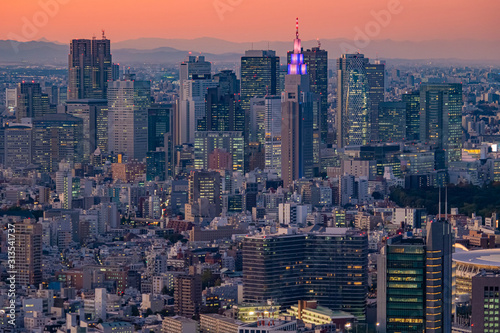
top-left (1, 0), bottom-right (498, 43)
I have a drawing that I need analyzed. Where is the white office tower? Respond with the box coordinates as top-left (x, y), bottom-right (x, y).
top-left (94, 288), bottom-right (107, 321)
top-left (179, 55), bottom-right (211, 101)
top-left (108, 74), bottom-right (151, 161)
top-left (264, 96), bottom-right (282, 176)
top-left (278, 203), bottom-right (308, 225)
top-left (100, 202), bottom-right (119, 230)
top-left (178, 78), bottom-right (217, 144)
top-left (56, 161), bottom-right (73, 209)
top-left (5, 87), bottom-right (17, 112)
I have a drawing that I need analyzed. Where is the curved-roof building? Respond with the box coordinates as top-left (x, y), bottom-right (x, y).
top-left (453, 248), bottom-right (500, 296)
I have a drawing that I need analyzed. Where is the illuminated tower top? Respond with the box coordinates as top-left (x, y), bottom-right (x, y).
top-left (288, 17), bottom-right (307, 75)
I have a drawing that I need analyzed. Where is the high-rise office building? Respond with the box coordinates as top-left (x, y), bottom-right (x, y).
top-left (32, 114), bottom-right (84, 173)
top-left (281, 21), bottom-right (315, 187)
top-left (108, 74), bottom-right (151, 161)
top-left (425, 218), bottom-right (453, 333)
top-left (419, 84), bottom-right (463, 168)
top-left (173, 274), bottom-right (202, 317)
top-left (366, 60), bottom-right (385, 141)
top-left (68, 36), bottom-right (112, 100)
top-left (249, 97), bottom-right (266, 145)
top-left (179, 55), bottom-right (212, 101)
top-left (264, 95), bottom-right (282, 175)
top-left (378, 218), bottom-right (453, 332)
top-left (202, 86), bottom-right (244, 132)
top-left (178, 78), bottom-right (218, 145)
top-left (240, 50), bottom-right (280, 127)
top-left (16, 82), bottom-right (51, 122)
top-left (188, 170), bottom-right (221, 217)
top-left (402, 91), bottom-right (420, 141)
top-left (377, 235), bottom-right (426, 333)
top-left (471, 272), bottom-right (500, 333)
top-left (64, 99), bottom-right (108, 160)
top-left (5, 87), bottom-right (17, 112)
top-left (14, 219), bottom-right (43, 286)
top-left (213, 69), bottom-right (239, 96)
top-left (4, 123), bottom-right (32, 169)
top-left (194, 131), bottom-right (244, 173)
top-left (148, 103), bottom-right (174, 152)
top-left (243, 228), bottom-right (368, 321)
top-left (304, 47), bottom-right (328, 143)
top-left (336, 54), bottom-right (370, 148)
top-left (56, 161), bottom-right (73, 209)
top-left (378, 102), bottom-right (407, 143)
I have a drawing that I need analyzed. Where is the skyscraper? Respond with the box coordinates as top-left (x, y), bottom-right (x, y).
top-left (336, 54), bottom-right (370, 148)
top-left (378, 101), bottom-right (407, 143)
top-left (16, 82), bottom-right (51, 122)
top-left (14, 219), bottom-right (43, 286)
top-left (4, 123), bottom-right (32, 169)
top-left (377, 217), bottom-right (453, 332)
top-left (64, 99), bottom-right (108, 161)
top-left (281, 19), bottom-right (315, 187)
top-left (148, 103), bottom-right (174, 152)
top-left (402, 91), bottom-right (421, 141)
top-left (264, 95), bottom-right (282, 175)
top-left (194, 131), bottom-right (244, 172)
top-left (240, 50), bottom-right (280, 125)
top-left (425, 218), bottom-right (453, 332)
top-left (32, 114), bottom-right (84, 173)
top-left (188, 170), bottom-right (222, 218)
top-left (179, 55), bottom-right (212, 101)
top-left (289, 46), bottom-right (328, 143)
top-left (419, 84), bottom-right (463, 168)
top-left (365, 60), bottom-right (385, 142)
top-left (68, 36), bottom-right (112, 100)
top-left (377, 235), bottom-right (426, 332)
top-left (108, 74), bottom-right (151, 161)
top-left (243, 228), bottom-right (368, 321)
top-left (202, 86), bottom-right (244, 132)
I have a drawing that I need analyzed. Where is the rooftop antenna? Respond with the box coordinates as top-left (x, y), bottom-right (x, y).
top-left (102, 29), bottom-right (106, 39)
top-left (317, 38), bottom-right (321, 49)
top-left (296, 17), bottom-right (299, 39)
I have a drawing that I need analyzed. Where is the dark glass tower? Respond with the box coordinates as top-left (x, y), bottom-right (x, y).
top-left (337, 54), bottom-right (370, 148)
top-left (68, 36), bottom-right (112, 100)
top-left (243, 229), bottom-right (368, 321)
top-left (402, 91), bottom-right (421, 141)
top-left (378, 101), bottom-right (407, 143)
top-left (366, 61), bottom-right (385, 142)
top-left (16, 82), bottom-right (51, 122)
top-left (288, 46), bottom-right (328, 143)
top-left (378, 236), bottom-right (426, 333)
top-left (419, 84), bottom-right (462, 168)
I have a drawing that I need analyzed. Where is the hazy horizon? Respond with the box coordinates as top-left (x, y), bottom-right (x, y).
top-left (2, 0), bottom-right (498, 44)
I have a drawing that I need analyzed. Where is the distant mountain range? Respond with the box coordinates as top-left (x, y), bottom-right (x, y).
top-left (1, 38), bottom-right (499, 65)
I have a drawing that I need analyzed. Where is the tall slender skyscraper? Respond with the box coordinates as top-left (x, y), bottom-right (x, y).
top-left (402, 91), bottom-right (421, 141)
top-left (336, 54), bottom-right (370, 148)
top-left (68, 35), bottom-right (112, 100)
top-left (366, 60), bottom-right (385, 141)
top-left (281, 19), bottom-right (315, 187)
top-left (419, 84), bottom-right (463, 168)
top-left (264, 95), bottom-right (282, 175)
top-left (179, 55), bottom-right (212, 101)
top-left (108, 74), bottom-right (151, 161)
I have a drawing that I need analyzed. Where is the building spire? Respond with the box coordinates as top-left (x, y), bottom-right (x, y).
top-left (296, 17), bottom-right (299, 39)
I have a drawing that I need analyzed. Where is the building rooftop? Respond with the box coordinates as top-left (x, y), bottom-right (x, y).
top-left (453, 248), bottom-right (500, 269)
